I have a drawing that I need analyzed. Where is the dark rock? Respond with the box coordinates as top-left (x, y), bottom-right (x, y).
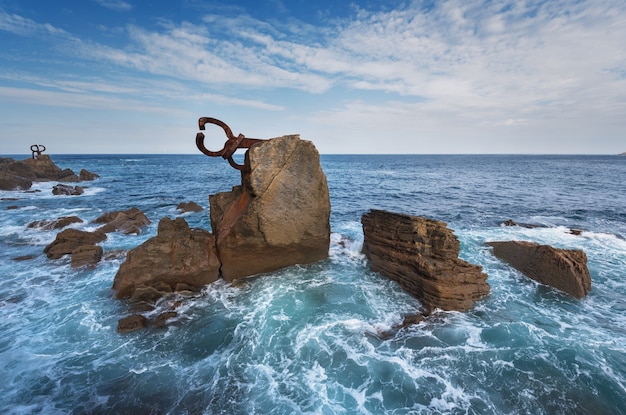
top-left (210, 135), bottom-right (330, 280)
top-left (152, 312), bottom-right (178, 328)
top-left (28, 216), bottom-right (83, 230)
top-left (176, 201), bottom-right (203, 212)
top-left (0, 155), bottom-right (98, 190)
top-left (487, 240), bottom-right (591, 298)
top-left (112, 217), bottom-right (220, 300)
top-left (71, 245), bottom-right (103, 268)
top-left (44, 228), bottom-right (106, 259)
top-left (52, 184), bottom-right (84, 196)
top-left (361, 209), bottom-right (490, 312)
top-left (93, 207), bottom-right (150, 234)
top-left (79, 169), bottom-right (99, 181)
top-left (6, 205), bottom-right (20, 210)
top-left (13, 255), bottom-right (36, 261)
top-left (117, 314), bottom-right (149, 333)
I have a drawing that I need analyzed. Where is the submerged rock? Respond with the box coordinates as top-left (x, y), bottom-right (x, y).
top-left (112, 217), bottom-right (220, 300)
top-left (210, 135), bottom-right (331, 280)
top-left (117, 314), bottom-right (149, 333)
top-left (28, 216), bottom-right (84, 230)
top-left (487, 240), bottom-right (591, 298)
top-left (361, 209), bottom-right (490, 312)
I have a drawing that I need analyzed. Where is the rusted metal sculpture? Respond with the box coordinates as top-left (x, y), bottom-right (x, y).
top-left (31, 144), bottom-right (46, 159)
top-left (196, 117), bottom-right (266, 171)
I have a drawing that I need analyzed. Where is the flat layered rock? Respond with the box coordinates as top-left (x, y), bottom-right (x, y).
top-left (487, 240), bottom-right (591, 298)
top-left (361, 209), bottom-right (490, 312)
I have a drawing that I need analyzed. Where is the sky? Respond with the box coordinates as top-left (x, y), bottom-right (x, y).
top-left (0, 0), bottom-right (625, 155)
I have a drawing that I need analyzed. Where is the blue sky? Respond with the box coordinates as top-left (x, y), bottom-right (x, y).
top-left (1, 0), bottom-right (625, 154)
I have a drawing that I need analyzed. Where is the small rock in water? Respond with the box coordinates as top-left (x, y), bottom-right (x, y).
top-left (117, 314), bottom-right (149, 333)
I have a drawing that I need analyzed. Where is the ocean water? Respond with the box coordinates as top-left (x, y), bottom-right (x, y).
top-left (0, 153), bottom-right (625, 415)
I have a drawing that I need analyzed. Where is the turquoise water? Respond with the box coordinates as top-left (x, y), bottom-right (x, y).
top-left (1, 154), bottom-right (625, 414)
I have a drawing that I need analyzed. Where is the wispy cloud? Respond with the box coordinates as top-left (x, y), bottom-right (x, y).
top-left (92, 0), bottom-right (132, 12)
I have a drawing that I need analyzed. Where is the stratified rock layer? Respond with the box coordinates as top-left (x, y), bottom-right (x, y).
top-left (112, 217), bottom-right (220, 299)
top-left (0, 155), bottom-right (98, 190)
top-left (210, 135), bottom-right (331, 280)
top-left (487, 240), bottom-right (591, 298)
top-left (361, 209), bottom-right (490, 312)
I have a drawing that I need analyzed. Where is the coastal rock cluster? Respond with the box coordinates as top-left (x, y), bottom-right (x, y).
top-left (0, 155), bottom-right (99, 191)
top-left (361, 209), bottom-right (491, 312)
top-left (111, 135), bottom-right (331, 323)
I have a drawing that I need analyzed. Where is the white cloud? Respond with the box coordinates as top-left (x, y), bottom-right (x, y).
top-left (92, 0), bottom-right (132, 12)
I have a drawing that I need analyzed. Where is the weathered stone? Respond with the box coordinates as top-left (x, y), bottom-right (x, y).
top-left (152, 312), bottom-right (178, 328)
top-left (361, 209), bottom-right (490, 312)
top-left (79, 169), bottom-right (99, 181)
top-left (93, 207), bottom-right (150, 234)
top-left (487, 240), bottom-right (591, 298)
top-left (71, 245), bottom-right (103, 268)
top-left (210, 135), bottom-right (330, 280)
top-left (28, 216), bottom-right (84, 230)
top-left (0, 155), bottom-right (98, 190)
top-left (117, 314), bottom-right (148, 333)
top-left (44, 228), bottom-right (106, 259)
top-left (177, 201), bottom-right (203, 212)
top-left (112, 217), bottom-right (220, 300)
top-left (52, 184), bottom-right (84, 195)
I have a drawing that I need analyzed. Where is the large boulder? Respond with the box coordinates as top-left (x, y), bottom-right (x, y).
top-left (93, 207), bottom-right (150, 234)
top-left (28, 216), bottom-right (84, 230)
top-left (487, 241), bottom-right (591, 298)
top-left (209, 135), bottom-right (331, 280)
top-left (112, 217), bottom-right (220, 300)
top-left (361, 209), bottom-right (490, 312)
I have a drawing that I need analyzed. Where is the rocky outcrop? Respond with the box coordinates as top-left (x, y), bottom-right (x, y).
top-left (71, 245), bottom-right (103, 268)
top-left (487, 241), bottom-right (591, 298)
top-left (0, 155), bottom-right (98, 190)
top-left (28, 216), bottom-right (83, 230)
top-left (112, 217), bottom-right (220, 300)
top-left (210, 135), bottom-right (330, 280)
top-left (52, 184), bottom-right (84, 196)
top-left (93, 207), bottom-right (150, 234)
top-left (44, 228), bottom-right (106, 260)
top-left (177, 201), bottom-right (203, 212)
top-left (361, 209), bottom-right (490, 312)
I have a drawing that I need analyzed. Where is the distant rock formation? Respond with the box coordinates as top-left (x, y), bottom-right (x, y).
top-left (93, 207), bottom-right (150, 234)
top-left (52, 184), bottom-right (84, 196)
top-left (210, 135), bottom-right (330, 280)
top-left (0, 155), bottom-right (98, 190)
top-left (361, 209), bottom-right (490, 312)
top-left (112, 217), bottom-right (220, 300)
top-left (487, 240), bottom-right (591, 298)
top-left (176, 201), bottom-right (203, 212)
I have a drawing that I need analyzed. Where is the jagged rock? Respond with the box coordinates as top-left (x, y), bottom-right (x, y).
top-left (28, 216), bottom-right (84, 230)
top-left (79, 169), bottom-right (99, 181)
top-left (152, 312), bottom-right (178, 328)
top-left (487, 240), bottom-right (591, 298)
top-left (176, 201), bottom-right (203, 212)
top-left (52, 184), bottom-right (84, 196)
top-left (112, 217), bottom-right (220, 300)
top-left (117, 314), bottom-right (149, 333)
top-left (210, 135), bottom-right (330, 280)
top-left (0, 155), bottom-right (97, 190)
top-left (361, 209), bottom-right (490, 312)
top-left (93, 207), bottom-right (150, 234)
top-left (44, 228), bottom-right (106, 259)
top-left (71, 245), bottom-right (103, 268)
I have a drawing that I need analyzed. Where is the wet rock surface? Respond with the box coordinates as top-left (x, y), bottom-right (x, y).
top-left (361, 209), bottom-right (490, 312)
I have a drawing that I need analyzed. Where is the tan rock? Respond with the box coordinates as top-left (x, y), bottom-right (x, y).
top-left (176, 201), bottom-right (203, 212)
top-left (28, 216), bottom-right (83, 230)
top-left (210, 135), bottom-right (330, 280)
top-left (71, 244), bottom-right (103, 268)
top-left (112, 217), bottom-right (220, 299)
top-left (117, 314), bottom-right (148, 333)
top-left (487, 240), bottom-right (591, 298)
top-left (93, 207), bottom-right (150, 234)
top-left (361, 209), bottom-right (490, 312)
top-left (44, 228), bottom-right (106, 259)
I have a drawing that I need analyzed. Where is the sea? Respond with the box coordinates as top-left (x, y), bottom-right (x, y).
top-left (0, 153), bottom-right (625, 415)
